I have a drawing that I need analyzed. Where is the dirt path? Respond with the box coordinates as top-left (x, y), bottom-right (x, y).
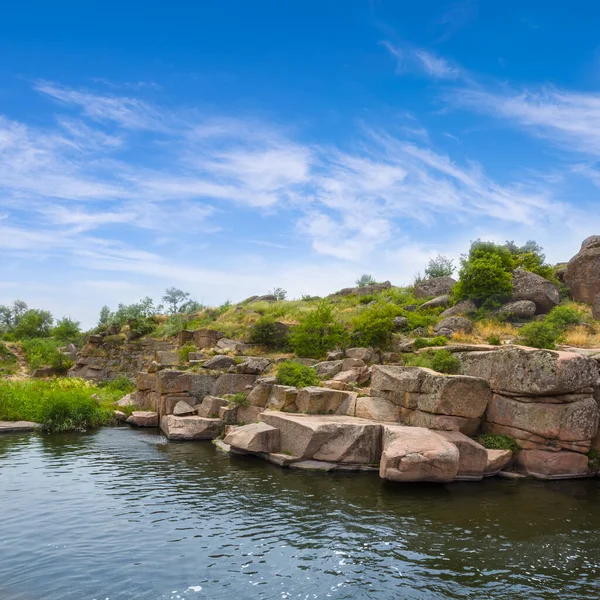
top-left (3, 343), bottom-right (29, 380)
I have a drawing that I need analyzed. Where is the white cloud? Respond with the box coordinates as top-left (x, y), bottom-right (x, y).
top-left (454, 86), bottom-right (600, 156)
top-left (381, 41), bottom-right (462, 79)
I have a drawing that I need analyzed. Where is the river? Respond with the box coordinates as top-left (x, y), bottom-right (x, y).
top-left (0, 427), bottom-right (599, 599)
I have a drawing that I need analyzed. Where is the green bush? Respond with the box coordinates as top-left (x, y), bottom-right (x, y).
top-left (0, 343), bottom-right (18, 375)
top-left (351, 303), bottom-right (402, 349)
top-left (517, 321), bottom-right (560, 349)
top-left (545, 305), bottom-right (584, 331)
top-left (454, 254), bottom-right (513, 304)
top-left (51, 317), bottom-right (82, 343)
top-left (226, 392), bottom-right (249, 407)
top-left (486, 334), bottom-right (502, 346)
top-left (276, 361), bottom-right (319, 387)
top-left (248, 316), bottom-right (290, 350)
top-left (424, 255), bottom-right (455, 278)
top-left (98, 376), bottom-right (135, 395)
top-left (414, 336), bottom-right (448, 350)
top-left (430, 350), bottom-right (461, 374)
top-left (0, 379), bottom-right (114, 432)
top-left (476, 434), bottom-right (521, 452)
top-left (179, 343), bottom-right (197, 363)
top-left (21, 338), bottom-right (72, 373)
top-left (289, 302), bottom-right (348, 359)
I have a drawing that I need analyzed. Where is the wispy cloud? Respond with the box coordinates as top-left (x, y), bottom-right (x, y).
top-left (453, 86), bottom-right (600, 156)
top-left (381, 41), bottom-right (462, 80)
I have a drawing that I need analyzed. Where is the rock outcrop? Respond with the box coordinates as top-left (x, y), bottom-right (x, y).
top-left (459, 347), bottom-right (600, 478)
top-left (371, 365), bottom-right (490, 434)
top-left (414, 277), bottom-right (457, 299)
top-left (511, 268), bottom-right (560, 314)
top-left (564, 236), bottom-right (600, 303)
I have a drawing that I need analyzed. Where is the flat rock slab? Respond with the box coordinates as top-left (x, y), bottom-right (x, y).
top-left (161, 415), bottom-right (224, 440)
top-left (290, 460), bottom-right (339, 471)
top-left (259, 411), bottom-right (382, 464)
top-left (0, 421), bottom-right (40, 433)
top-left (127, 411), bottom-right (159, 427)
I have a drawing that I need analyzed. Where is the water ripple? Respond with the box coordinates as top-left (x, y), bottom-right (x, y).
top-left (0, 428), bottom-right (599, 599)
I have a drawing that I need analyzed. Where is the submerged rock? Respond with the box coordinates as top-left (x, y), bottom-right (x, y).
top-left (126, 411), bottom-right (159, 427)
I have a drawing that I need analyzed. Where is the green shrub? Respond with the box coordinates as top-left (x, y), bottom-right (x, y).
top-left (486, 334), bottom-right (502, 346)
top-left (290, 301), bottom-right (348, 359)
top-left (356, 274), bottom-right (377, 287)
top-left (424, 255), bottom-right (455, 279)
top-left (21, 338), bottom-right (72, 373)
top-left (0, 343), bottom-right (18, 375)
top-left (51, 317), bottom-right (82, 343)
top-left (98, 376), bottom-right (135, 395)
top-left (0, 379), bottom-right (114, 432)
top-left (248, 316), bottom-right (290, 350)
top-left (351, 303), bottom-right (402, 349)
top-left (518, 321), bottom-right (561, 349)
top-left (454, 254), bottom-right (513, 304)
top-left (414, 336), bottom-right (448, 350)
top-left (545, 305), bottom-right (584, 331)
top-left (476, 434), bottom-right (521, 453)
top-left (179, 343), bottom-right (197, 363)
top-left (430, 350), bottom-right (461, 374)
top-left (226, 392), bottom-right (249, 407)
top-left (276, 361), bottom-right (319, 387)
top-left (402, 351), bottom-right (433, 369)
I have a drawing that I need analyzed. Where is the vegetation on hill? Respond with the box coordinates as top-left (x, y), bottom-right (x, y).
top-left (0, 377), bottom-right (133, 432)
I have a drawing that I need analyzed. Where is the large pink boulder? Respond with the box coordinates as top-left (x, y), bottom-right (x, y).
top-left (513, 450), bottom-right (589, 480)
top-left (564, 236), bottom-right (600, 303)
top-left (379, 426), bottom-right (459, 483)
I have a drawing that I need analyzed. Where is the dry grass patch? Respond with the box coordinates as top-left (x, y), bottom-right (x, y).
top-left (562, 326), bottom-right (600, 348)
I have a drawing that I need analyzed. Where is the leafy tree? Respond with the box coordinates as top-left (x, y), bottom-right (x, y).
top-left (13, 309), bottom-right (53, 339)
top-left (52, 318), bottom-right (82, 343)
top-left (270, 287), bottom-right (287, 301)
top-left (290, 301), bottom-right (349, 359)
top-left (97, 306), bottom-right (112, 328)
top-left (162, 287), bottom-right (191, 313)
top-left (356, 274), bottom-right (377, 288)
top-left (454, 241), bottom-right (515, 305)
top-left (178, 300), bottom-right (204, 314)
top-left (503, 240), bottom-right (555, 280)
top-left (424, 255), bottom-right (455, 279)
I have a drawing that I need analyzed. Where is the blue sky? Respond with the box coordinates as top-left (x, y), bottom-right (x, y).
top-left (2, 0), bottom-right (600, 327)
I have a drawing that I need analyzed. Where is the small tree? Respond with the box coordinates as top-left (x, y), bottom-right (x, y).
top-left (98, 305), bottom-right (112, 328)
top-left (289, 301), bottom-right (349, 359)
top-left (453, 241), bottom-right (515, 305)
top-left (52, 317), bottom-right (82, 343)
top-left (162, 287), bottom-right (191, 313)
top-left (270, 287), bottom-right (287, 301)
top-left (356, 274), bottom-right (376, 288)
top-left (424, 255), bottom-right (455, 279)
top-left (13, 309), bottom-right (53, 339)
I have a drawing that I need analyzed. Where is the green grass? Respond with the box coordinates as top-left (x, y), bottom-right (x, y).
top-left (0, 343), bottom-right (18, 376)
top-left (0, 378), bottom-right (122, 432)
top-left (21, 338), bottom-right (73, 373)
top-left (475, 434), bottom-right (521, 452)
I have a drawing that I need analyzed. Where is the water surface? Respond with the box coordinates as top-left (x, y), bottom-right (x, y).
top-left (1, 427), bottom-right (599, 599)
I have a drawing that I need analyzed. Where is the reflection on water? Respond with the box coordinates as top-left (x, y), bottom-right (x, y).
top-left (1, 427), bottom-right (599, 599)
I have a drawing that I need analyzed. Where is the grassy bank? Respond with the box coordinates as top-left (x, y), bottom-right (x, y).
top-left (0, 377), bottom-right (133, 432)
